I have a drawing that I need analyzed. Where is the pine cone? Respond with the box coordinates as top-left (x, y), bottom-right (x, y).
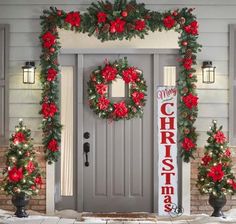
top-left (104, 3), bottom-right (112, 11)
top-left (185, 49), bottom-right (192, 58)
top-left (127, 23), bottom-right (135, 31)
top-left (102, 23), bottom-right (110, 33)
top-left (126, 3), bottom-right (136, 13)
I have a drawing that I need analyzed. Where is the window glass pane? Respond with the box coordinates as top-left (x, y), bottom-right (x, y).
top-left (111, 77), bottom-right (125, 97)
top-left (164, 66), bottom-right (176, 86)
top-left (60, 66), bottom-right (74, 196)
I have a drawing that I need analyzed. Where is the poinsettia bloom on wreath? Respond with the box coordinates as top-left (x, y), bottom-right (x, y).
top-left (122, 67), bottom-right (138, 83)
top-left (163, 15), bottom-right (175, 29)
top-left (214, 131), bottom-right (226, 144)
top-left (26, 161), bottom-right (35, 174)
top-left (184, 20), bottom-right (198, 35)
top-left (182, 93), bottom-right (198, 109)
top-left (65, 12), bottom-right (81, 27)
top-left (47, 68), bottom-right (57, 81)
top-left (96, 83), bottom-right (107, 95)
top-left (182, 58), bottom-right (193, 70)
top-left (132, 91), bottom-right (145, 104)
top-left (135, 20), bottom-right (146, 31)
top-left (114, 101), bottom-right (128, 117)
top-left (97, 12), bottom-right (107, 23)
top-left (42, 102), bottom-right (58, 118)
top-left (41, 31), bottom-right (56, 48)
top-left (207, 164), bottom-right (224, 182)
top-left (102, 65), bottom-right (117, 82)
top-left (48, 139), bottom-right (59, 152)
top-left (13, 132), bottom-right (26, 144)
top-left (182, 137), bottom-right (195, 151)
top-left (201, 154), bottom-right (212, 166)
top-left (98, 96), bottom-right (110, 110)
top-left (8, 167), bottom-right (23, 182)
top-left (110, 18), bottom-right (126, 33)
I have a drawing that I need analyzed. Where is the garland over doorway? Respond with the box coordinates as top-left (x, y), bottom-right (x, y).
top-left (39, 0), bottom-right (201, 164)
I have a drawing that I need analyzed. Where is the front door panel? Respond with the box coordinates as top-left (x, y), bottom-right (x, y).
top-left (83, 54), bottom-right (153, 212)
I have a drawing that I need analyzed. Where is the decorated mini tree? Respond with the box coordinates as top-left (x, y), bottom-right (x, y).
top-left (197, 120), bottom-right (236, 217)
top-left (1, 120), bottom-right (43, 217)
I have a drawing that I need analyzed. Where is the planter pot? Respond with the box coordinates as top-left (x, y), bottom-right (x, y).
top-left (11, 192), bottom-right (30, 218)
top-left (208, 194), bottom-right (226, 217)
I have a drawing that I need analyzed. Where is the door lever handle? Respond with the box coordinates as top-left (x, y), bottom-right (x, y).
top-left (84, 142), bottom-right (90, 167)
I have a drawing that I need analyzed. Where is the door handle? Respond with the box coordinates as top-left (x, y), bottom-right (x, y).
top-left (84, 142), bottom-right (90, 167)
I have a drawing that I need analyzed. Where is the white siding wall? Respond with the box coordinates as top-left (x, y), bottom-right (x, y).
top-left (0, 0), bottom-right (232, 146)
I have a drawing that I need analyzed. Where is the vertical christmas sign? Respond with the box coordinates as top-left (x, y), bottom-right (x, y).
top-left (157, 86), bottom-right (178, 216)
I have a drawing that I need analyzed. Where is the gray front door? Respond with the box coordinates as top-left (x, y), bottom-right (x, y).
top-left (83, 54), bottom-right (153, 212)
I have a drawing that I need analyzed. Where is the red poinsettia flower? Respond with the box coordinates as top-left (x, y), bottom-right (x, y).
top-left (48, 139), bottom-right (59, 152)
top-left (96, 83), bottom-right (108, 95)
top-left (26, 161), bottom-right (35, 174)
top-left (132, 91), bottom-right (145, 104)
top-left (114, 101), bottom-right (128, 118)
top-left (182, 137), bottom-right (195, 151)
top-left (41, 102), bottom-right (58, 118)
top-left (97, 12), bottom-right (107, 23)
top-left (208, 164), bottom-right (224, 182)
top-left (163, 15), bottom-right (175, 29)
top-left (202, 154), bottom-right (212, 166)
top-left (214, 131), bottom-right (226, 144)
top-left (101, 65), bottom-right (117, 82)
top-left (184, 20), bottom-right (198, 35)
top-left (8, 167), bottom-right (23, 182)
top-left (110, 18), bottom-right (126, 33)
top-left (182, 93), bottom-right (198, 109)
top-left (98, 96), bottom-right (110, 110)
top-left (65, 12), bottom-right (81, 27)
top-left (135, 20), bottom-right (146, 31)
top-left (183, 58), bottom-right (193, 70)
top-left (122, 67), bottom-right (138, 83)
top-left (225, 148), bottom-right (231, 157)
top-left (47, 68), bottom-right (57, 82)
top-left (41, 31), bottom-right (56, 48)
top-left (34, 175), bottom-right (43, 186)
top-left (13, 132), bottom-right (26, 144)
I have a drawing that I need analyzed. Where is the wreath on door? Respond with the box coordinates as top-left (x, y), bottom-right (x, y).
top-left (87, 58), bottom-right (147, 121)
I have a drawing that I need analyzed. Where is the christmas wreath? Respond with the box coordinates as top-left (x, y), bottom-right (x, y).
top-left (39, 0), bottom-right (201, 163)
top-left (87, 58), bottom-right (147, 120)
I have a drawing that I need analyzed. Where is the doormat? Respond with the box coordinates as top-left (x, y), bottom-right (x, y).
top-left (80, 212), bottom-right (158, 222)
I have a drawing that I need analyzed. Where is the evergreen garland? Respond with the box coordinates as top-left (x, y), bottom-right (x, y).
top-left (39, 0), bottom-right (201, 163)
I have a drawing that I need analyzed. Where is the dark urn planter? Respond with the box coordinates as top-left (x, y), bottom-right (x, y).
top-left (11, 192), bottom-right (30, 218)
top-left (208, 194), bottom-right (226, 217)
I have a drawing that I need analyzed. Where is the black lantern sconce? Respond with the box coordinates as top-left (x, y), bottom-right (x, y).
top-left (22, 61), bottom-right (36, 84)
top-left (202, 61), bottom-right (216, 84)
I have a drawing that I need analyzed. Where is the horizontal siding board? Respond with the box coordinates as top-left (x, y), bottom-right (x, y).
top-left (198, 104), bottom-right (228, 118)
top-left (198, 33), bottom-right (228, 47)
top-left (9, 75), bottom-right (42, 90)
top-left (195, 118), bottom-right (228, 131)
top-left (9, 104), bottom-right (41, 118)
top-left (197, 46), bottom-right (228, 61)
top-left (9, 117), bottom-right (41, 131)
top-left (9, 46), bottom-right (41, 61)
top-left (196, 74), bottom-right (228, 90)
top-left (10, 33), bottom-right (40, 47)
top-left (198, 89), bottom-right (228, 103)
top-left (10, 89), bottom-right (41, 103)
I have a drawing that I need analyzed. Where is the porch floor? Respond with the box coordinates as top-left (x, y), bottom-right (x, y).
top-left (0, 209), bottom-right (236, 224)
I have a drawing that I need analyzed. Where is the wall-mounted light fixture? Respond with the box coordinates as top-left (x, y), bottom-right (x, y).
top-left (22, 61), bottom-right (36, 84)
top-left (202, 61), bottom-right (216, 84)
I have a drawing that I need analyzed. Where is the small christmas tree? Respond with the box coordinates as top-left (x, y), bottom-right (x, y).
top-left (197, 120), bottom-right (236, 197)
top-left (2, 119), bottom-right (43, 196)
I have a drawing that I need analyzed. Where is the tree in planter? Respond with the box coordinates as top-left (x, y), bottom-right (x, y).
top-left (197, 120), bottom-right (236, 217)
top-left (1, 120), bottom-right (43, 218)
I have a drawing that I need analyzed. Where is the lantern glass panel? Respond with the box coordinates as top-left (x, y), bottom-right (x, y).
top-left (23, 67), bottom-right (35, 84)
top-left (202, 67), bottom-right (215, 84)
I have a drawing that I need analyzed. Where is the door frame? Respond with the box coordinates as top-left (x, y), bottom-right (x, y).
top-left (53, 48), bottom-right (189, 213)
